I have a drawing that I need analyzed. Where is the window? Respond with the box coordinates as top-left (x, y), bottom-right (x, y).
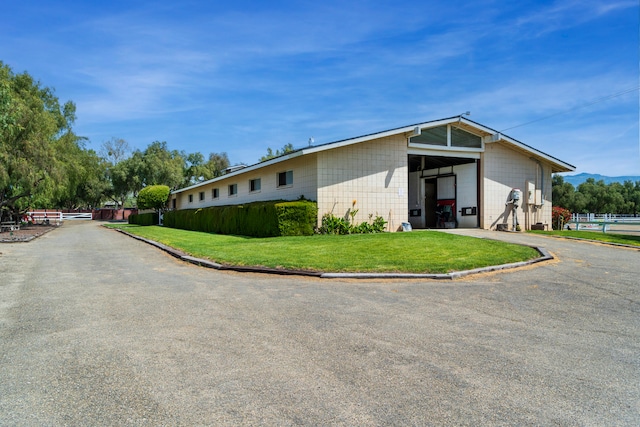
top-left (172, 198), bottom-right (176, 209)
top-left (188, 194), bottom-right (194, 203)
top-left (410, 124), bottom-right (482, 148)
top-left (212, 188), bottom-right (219, 199)
top-left (199, 191), bottom-right (205, 201)
top-left (409, 125), bottom-right (447, 146)
top-left (249, 178), bottom-right (261, 193)
top-left (228, 184), bottom-right (238, 196)
top-left (451, 127), bottom-right (482, 148)
top-left (277, 170), bottom-right (293, 187)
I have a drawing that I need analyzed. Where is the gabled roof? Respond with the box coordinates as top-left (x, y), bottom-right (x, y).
top-left (174, 116), bottom-right (575, 194)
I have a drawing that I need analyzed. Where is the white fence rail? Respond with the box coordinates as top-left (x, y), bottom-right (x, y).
top-left (568, 213), bottom-right (640, 233)
top-left (62, 212), bottom-right (92, 220)
top-left (27, 211), bottom-right (63, 225)
top-left (571, 213), bottom-right (640, 223)
top-left (26, 211), bottom-right (93, 223)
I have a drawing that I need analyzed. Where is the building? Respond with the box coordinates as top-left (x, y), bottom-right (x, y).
top-left (169, 116), bottom-right (575, 231)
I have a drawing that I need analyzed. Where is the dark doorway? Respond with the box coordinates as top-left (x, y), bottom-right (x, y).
top-left (424, 178), bottom-right (437, 228)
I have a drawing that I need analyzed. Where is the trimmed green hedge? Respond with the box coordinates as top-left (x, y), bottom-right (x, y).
top-left (129, 212), bottom-right (159, 226)
top-left (276, 200), bottom-right (318, 236)
top-left (163, 200), bottom-right (317, 237)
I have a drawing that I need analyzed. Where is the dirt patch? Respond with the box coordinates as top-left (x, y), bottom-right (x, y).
top-left (0, 224), bottom-right (59, 243)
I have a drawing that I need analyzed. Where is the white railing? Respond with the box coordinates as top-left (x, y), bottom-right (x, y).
top-left (568, 213), bottom-right (640, 233)
top-left (27, 211), bottom-right (63, 225)
top-left (62, 212), bottom-right (93, 220)
top-left (571, 213), bottom-right (640, 223)
top-left (26, 211), bottom-right (93, 223)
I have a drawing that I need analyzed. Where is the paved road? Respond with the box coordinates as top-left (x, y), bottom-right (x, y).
top-left (1, 222), bottom-right (638, 426)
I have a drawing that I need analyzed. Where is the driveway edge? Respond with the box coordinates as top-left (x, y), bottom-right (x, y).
top-left (112, 228), bottom-right (552, 279)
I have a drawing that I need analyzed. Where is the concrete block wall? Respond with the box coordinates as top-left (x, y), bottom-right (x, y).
top-left (482, 143), bottom-right (552, 229)
top-left (316, 135), bottom-right (408, 231)
top-left (173, 155), bottom-right (318, 210)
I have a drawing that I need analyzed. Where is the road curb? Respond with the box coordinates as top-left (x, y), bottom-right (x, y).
top-left (537, 234), bottom-right (640, 250)
top-left (112, 228), bottom-right (553, 279)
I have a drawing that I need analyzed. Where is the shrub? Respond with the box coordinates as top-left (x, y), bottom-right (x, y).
top-left (163, 200), bottom-right (317, 237)
top-left (552, 206), bottom-right (572, 230)
top-left (137, 185), bottom-right (170, 211)
top-left (318, 213), bottom-right (387, 235)
top-left (128, 212), bottom-right (159, 226)
top-left (276, 200), bottom-right (318, 236)
top-left (319, 213), bottom-right (351, 235)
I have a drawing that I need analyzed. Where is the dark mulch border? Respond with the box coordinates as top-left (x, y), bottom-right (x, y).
top-left (0, 225), bottom-right (59, 243)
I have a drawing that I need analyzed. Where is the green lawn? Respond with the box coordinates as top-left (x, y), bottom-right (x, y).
top-left (107, 224), bottom-right (540, 274)
top-left (529, 230), bottom-right (640, 247)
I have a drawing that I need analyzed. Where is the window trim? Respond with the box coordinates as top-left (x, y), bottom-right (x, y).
top-left (188, 194), bottom-right (194, 203)
top-left (249, 178), bottom-right (261, 193)
top-left (212, 188), bottom-right (219, 199)
top-left (199, 191), bottom-right (205, 201)
top-left (277, 170), bottom-right (293, 188)
top-left (228, 183), bottom-right (238, 197)
top-left (409, 124), bottom-right (483, 150)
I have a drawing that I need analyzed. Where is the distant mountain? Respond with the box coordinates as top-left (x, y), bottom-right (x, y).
top-left (561, 173), bottom-right (640, 187)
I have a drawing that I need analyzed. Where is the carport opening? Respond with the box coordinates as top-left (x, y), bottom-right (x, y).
top-left (408, 155), bottom-right (479, 229)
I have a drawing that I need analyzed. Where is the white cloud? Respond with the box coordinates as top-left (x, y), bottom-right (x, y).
top-left (513, 0), bottom-right (637, 36)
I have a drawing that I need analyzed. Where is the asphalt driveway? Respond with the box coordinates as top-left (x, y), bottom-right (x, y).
top-left (1, 221), bottom-right (638, 425)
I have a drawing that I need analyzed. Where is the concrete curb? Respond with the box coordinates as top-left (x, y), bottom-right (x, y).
top-left (114, 229), bottom-right (323, 277)
top-left (322, 246), bottom-right (553, 280)
top-left (112, 228), bottom-right (553, 280)
top-left (539, 235), bottom-right (640, 250)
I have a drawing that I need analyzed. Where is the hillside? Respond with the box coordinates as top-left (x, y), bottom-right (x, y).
top-left (561, 173), bottom-right (640, 187)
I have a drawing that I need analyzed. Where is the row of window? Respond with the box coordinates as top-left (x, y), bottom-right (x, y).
top-left (409, 125), bottom-right (482, 148)
top-left (186, 170), bottom-right (293, 203)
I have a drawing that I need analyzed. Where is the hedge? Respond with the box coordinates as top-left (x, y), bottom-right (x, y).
top-left (163, 200), bottom-right (317, 237)
top-left (128, 212), bottom-right (159, 226)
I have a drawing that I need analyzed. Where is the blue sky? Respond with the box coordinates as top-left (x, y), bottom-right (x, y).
top-left (2, 0), bottom-right (638, 175)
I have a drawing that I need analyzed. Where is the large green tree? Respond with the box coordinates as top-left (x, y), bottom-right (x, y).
top-left (107, 150), bottom-right (144, 210)
top-left (0, 62), bottom-right (78, 220)
top-left (54, 136), bottom-right (111, 209)
top-left (139, 141), bottom-right (184, 189)
top-left (182, 151), bottom-right (230, 186)
top-left (552, 174), bottom-right (640, 214)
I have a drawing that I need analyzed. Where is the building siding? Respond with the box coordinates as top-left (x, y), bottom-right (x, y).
top-left (316, 135), bottom-right (408, 231)
top-left (482, 142), bottom-right (553, 230)
top-left (173, 155), bottom-right (318, 210)
top-left (168, 118), bottom-right (571, 232)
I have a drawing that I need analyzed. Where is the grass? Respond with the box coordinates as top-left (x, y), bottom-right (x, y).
top-left (529, 230), bottom-right (640, 247)
top-left (106, 224), bottom-right (540, 274)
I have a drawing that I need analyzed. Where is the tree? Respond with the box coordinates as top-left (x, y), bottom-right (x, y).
top-left (54, 135), bottom-right (110, 209)
top-left (107, 151), bottom-right (144, 213)
top-left (0, 62), bottom-right (78, 221)
top-left (137, 185), bottom-right (170, 212)
top-left (259, 143), bottom-right (295, 162)
top-left (182, 151), bottom-right (230, 186)
top-left (551, 175), bottom-right (576, 211)
top-left (101, 137), bottom-right (130, 164)
top-left (620, 180), bottom-right (640, 215)
top-left (139, 141), bottom-right (184, 189)
top-left (552, 174), bottom-right (640, 214)
top-left (205, 152), bottom-right (230, 178)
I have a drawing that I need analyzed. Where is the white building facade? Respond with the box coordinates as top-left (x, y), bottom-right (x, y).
top-left (170, 117), bottom-right (574, 231)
